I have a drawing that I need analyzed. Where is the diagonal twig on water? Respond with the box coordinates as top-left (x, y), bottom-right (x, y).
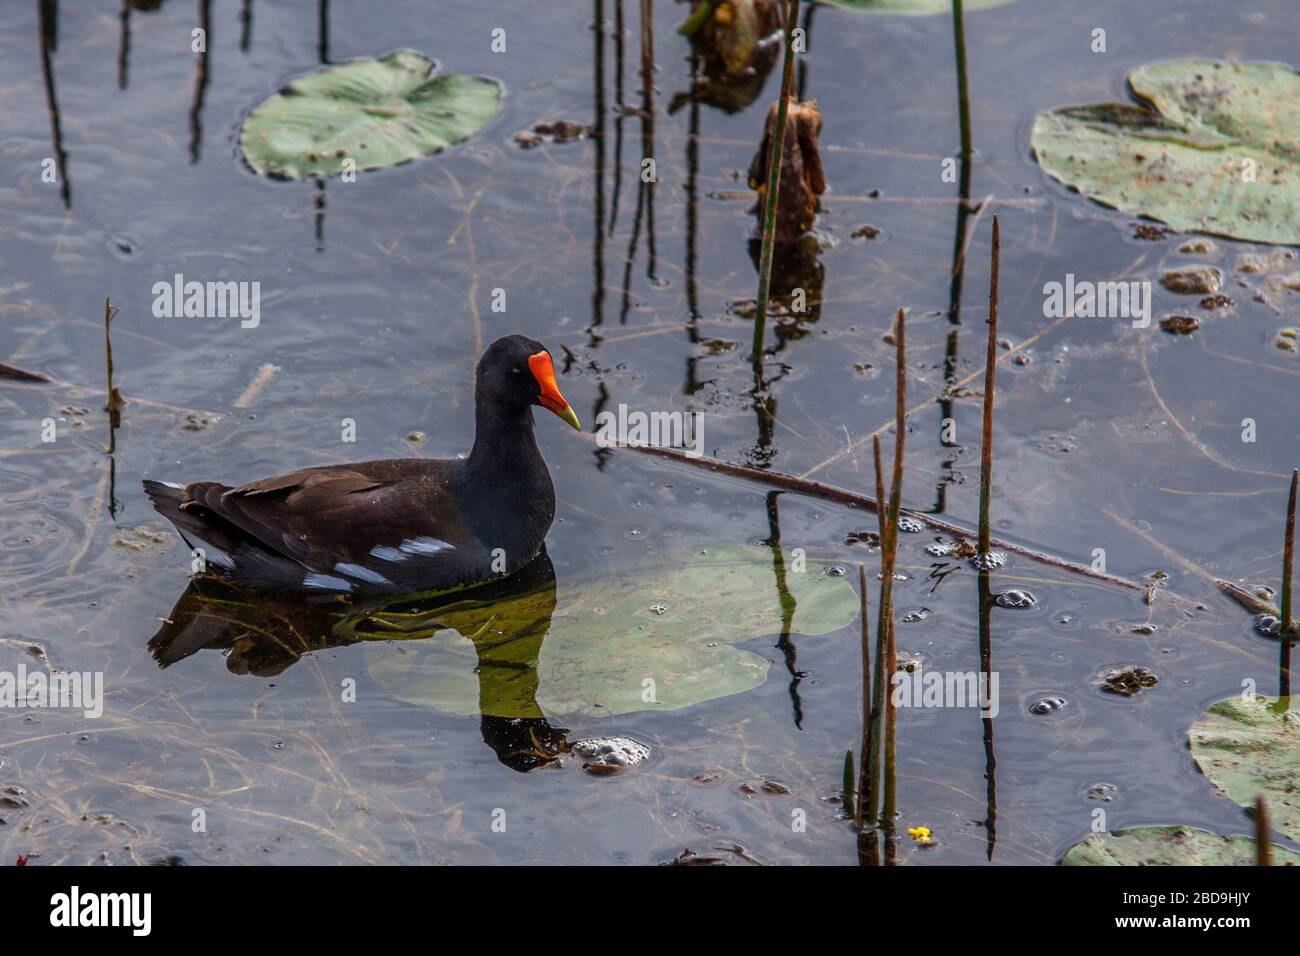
top-left (234, 364), bottom-right (280, 409)
top-left (581, 430), bottom-right (1144, 591)
top-left (0, 362), bottom-right (52, 383)
top-left (1102, 507), bottom-right (1292, 626)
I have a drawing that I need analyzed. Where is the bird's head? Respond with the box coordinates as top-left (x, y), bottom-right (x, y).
top-left (477, 335), bottom-right (581, 430)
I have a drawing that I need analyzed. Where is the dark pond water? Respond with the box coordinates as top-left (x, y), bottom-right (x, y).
top-left (1, 0), bottom-right (1297, 865)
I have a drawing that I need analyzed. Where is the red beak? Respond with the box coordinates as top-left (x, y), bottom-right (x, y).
top-left (528, 351), bottom-right (581, 430)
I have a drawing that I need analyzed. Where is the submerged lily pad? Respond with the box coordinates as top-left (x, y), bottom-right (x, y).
top-left (239, 51), bottom-right (501, 180)
top-left (822, 0), bottom-right (1014, 14)
top-left (1060, 825), bottom-right (1300, 865)
top-left (1189, 695), bottom-right (1300, 841)
top-left (1031, 60), bottom-right (1300, 244)
top-left (364, 545), bottom-right (859, 718)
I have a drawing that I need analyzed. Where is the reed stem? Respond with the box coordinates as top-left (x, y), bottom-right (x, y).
top-left (750, 0), bottom-right (800, 369)
top-left (865, 311), bottom-right (906, 829)
top-left (1283, 470), bottom-right (1297, 641)
top-left (978, 217), bottom-right (999, 555)
top-left (855, 564), bottom-right (870, 827)
top-left (103, 297), bottom-right (122, 455)
top-left (951, 0), bottom-right (972, 163)
top-left (842, 749), bottom-right (855, 813)
top-left (863, 446), bottom-right (885, 827)
top-left (874, 435), bottom-right (886, 544)
top-left (881, 604), bottom-right (897, 830)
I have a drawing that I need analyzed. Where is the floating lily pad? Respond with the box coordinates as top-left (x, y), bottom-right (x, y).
top-left (1031, 59), bottom-right (1300, 244)
top-left (1060, 825), bottom-right (1300, 865)
top-left (364, 545), bottom-right (859, 718)
top-left (1189, 695), bottom-right (1300, 841)
top-left (822, 0), bottom-right (1014, 14)
top-left (239, 51), bottom-right (501, 180)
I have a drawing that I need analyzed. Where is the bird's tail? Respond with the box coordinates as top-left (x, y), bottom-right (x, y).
top-left (143, 479), bottom-right (237, 553)
top-left (142, 479), bottom-right (186, 521)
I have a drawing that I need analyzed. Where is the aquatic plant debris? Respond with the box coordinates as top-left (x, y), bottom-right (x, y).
top-left (239, 51), bottom-right (501, 180)
top-left (1031, 59), bottom-right (1300, 244)
top-left (747, 97), bottom-right (825, 242)
top-left (364, 545), bottom-right (859, 717)
top-left (1189, 695), bottom-right (1300, 842)
top-left (1060, 826), bottom-right (1300, 865)
top-left (1161, 267), bottom-right (1222, 295)
top-left (1099, 665), bottom-right (1158, 696)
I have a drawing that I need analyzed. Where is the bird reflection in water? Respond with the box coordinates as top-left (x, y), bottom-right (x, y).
top-left (148, 551), bottom-right (574, 773)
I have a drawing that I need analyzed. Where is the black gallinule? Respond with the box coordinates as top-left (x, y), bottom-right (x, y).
top-left (143, 335), bottom-right (580, 596)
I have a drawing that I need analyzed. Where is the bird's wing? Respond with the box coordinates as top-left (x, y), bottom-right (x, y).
top-left (181, 461), bottom-right (477, 590)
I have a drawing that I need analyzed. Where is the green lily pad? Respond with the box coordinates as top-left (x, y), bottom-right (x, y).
top-left (1190, 695), bottom-right (1300, 841)
top-left (1031, 59), bottom-right (1300, 244)
top-left (1060, 825), bottom-right (1300, 865)
top-left (239, 50), bottom-right (501, 180)
top-left (364, 545), bottom-right (859, 718)
top-left (821, 0), bottom-right (1014, 15)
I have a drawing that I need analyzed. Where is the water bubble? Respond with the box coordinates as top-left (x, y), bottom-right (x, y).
top-left (897, 516), bottom-right (924, 533)
top-left (971, 551), bottom-right (1006, 570)
top-left (824, 565), bottom-right (847, 577)
top-left (648, 602), bottom-right (669, 615)
top-left (925, 543), bottom-right (952, 557)
top-left (1255, 614), bottom-right (1281, 637)
top-left (1028, 695), bottom-right (1067, 716)
top-left (1084, 782), bottom-right (1119, 803)
top-left (625, 528), bottom-right (645, 539)
top-left (995, 589), bottom-right (1037, 609)
top-left (902, 608), bottom-right (932, 623)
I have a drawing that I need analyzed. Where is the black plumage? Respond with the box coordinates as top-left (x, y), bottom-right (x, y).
top-left (144, 335), bottom-right (579, 595)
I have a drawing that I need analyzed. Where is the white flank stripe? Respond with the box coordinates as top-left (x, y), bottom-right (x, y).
top-left (205, 548), bottom-right (236, 569)
top-left (399, 536), bottom-right (455, 556)
top-left (302, 573), bottom-right (353, 592)
top-left (334, 562), bottom-right (392, 586)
